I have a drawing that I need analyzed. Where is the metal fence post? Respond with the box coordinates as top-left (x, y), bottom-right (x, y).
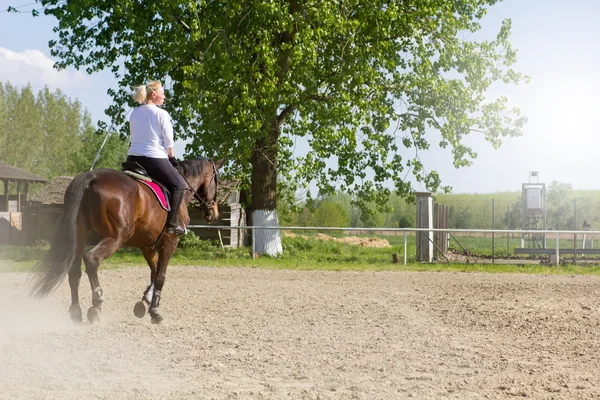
top-left (492, 198), bottom-right (495, 264)
top-left (403, 230), bottom-right (407, 265)
top-left (251, 228), bottom-right (255, 260)
top-left (555, 232), bottom-right (559, 267)
top-left (507, 205), bottom-right (510, 257)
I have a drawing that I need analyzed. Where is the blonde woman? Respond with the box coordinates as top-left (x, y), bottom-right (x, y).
top-left (127, 81), bottom-right (186, 235)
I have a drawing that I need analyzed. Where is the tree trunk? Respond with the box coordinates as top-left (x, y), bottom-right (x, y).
top-left (251, 122), bottom-right (282, 256)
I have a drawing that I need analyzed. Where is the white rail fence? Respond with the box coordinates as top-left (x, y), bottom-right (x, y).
top-left (188, 224), bottom-right (600, 267)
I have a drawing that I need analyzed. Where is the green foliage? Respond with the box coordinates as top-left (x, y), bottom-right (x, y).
top-left (36, 0), bottom-right (527, 216)
top-left (0, 82), bottom-right (128, 178)
top-left (505, 197), bottom-right (522, 230)
top-left (276, 177), bottom-right (307, 225)
top-left (79, 119), bottom-right (130, 171)
top-left (359, 209), bottom-right (386, 228)
top-left (280, 235), bottom-right (404, 265)
top-left (313, 200), bottom-right (350, 227)
top-left (543, 184), bottom-right (600, 231)
top-left (546, 181), bottom-right (574, 230)
top-left (277, 185), bottom-right (600, 232)
top-left (435, 191), bottom-right (519, 229)
top-left (177, 230), bottom-right (217, 250)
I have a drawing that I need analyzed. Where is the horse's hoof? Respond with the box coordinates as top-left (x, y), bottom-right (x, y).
top-left (150, 313), bottom-right (164, 324)
top-left (87, 307), bottom-right (101, 324)
top-left (133, 301), bottom-right (148, 318)
top-left (69, 304), bottom-right (83, 324)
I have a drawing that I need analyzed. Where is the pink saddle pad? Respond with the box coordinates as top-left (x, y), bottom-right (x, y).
top-left (139, 180), bottom-right (170, 211)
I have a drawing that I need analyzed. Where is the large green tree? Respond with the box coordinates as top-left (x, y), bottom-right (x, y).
top-left (32, 0), bottom-right (527, 254)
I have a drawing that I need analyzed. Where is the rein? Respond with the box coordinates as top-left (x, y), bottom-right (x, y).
top-left (178, 159), bottom-right (219, 212)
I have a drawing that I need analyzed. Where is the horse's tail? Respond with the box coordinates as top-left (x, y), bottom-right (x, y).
top-left (30, 172), bottom-right (95, 298)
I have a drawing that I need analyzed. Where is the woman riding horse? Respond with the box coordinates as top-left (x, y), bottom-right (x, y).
top-left (30, 157), bottom-right (223, 324)
top-left (29, 81), bottom-right (225, 324)
top-left (127, 81), bottom-right (186, 235)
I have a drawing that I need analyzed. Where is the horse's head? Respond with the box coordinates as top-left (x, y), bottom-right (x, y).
top-left (179, 158), bottom-right (225, 223)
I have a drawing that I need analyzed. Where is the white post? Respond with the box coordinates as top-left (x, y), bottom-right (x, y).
top-left (555, 232), bottom-right (559, 267)
top-left (251, 228), bottom-right (256, 260)
top-left (403, 230), bottom-right (407, 265)
top-left (416, 192), bottom-right (434, 262)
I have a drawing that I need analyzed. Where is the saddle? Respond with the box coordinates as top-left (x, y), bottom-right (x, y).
top-left (121, 162), bottom-right (171, 211)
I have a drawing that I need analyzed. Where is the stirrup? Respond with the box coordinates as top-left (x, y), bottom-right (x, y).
top-left (167, 224), bottom-right (186, 236)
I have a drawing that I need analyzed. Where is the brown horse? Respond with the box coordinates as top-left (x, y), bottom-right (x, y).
top-left (30, 158), bottom-right (224, 324)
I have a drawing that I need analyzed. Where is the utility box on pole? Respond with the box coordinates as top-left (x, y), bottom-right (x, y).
top-left (521, 171), bottom-right (546, 249)
top-left (416, 192), bottom-right (434, 262)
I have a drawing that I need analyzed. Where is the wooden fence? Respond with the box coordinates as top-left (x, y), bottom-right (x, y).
top-left (188, 202), bottom-right (246, 248)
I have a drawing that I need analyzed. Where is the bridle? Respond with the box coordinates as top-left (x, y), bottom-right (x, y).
top-left (180, 159), bottom-right (219, 213)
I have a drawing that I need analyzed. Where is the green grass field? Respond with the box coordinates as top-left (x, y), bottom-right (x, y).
top-left (3, 231), bottom-right (600, 276)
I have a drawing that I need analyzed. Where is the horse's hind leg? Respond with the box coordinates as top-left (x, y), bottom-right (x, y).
top-left (82, 236), bottom-right (122, 323)
top-left (68, 265), bottom-right (83, 323)
top-left (67, 228), bottom-right (88, 323)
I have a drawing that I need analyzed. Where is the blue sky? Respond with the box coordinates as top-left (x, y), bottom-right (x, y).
top-left (0, 1), bottom-right (599, 194)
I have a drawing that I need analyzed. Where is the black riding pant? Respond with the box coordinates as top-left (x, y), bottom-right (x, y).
top-left (126, 155), bottom-right (185, 193)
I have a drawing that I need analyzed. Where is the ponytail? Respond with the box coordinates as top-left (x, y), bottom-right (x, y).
top-left (132, 81), bottom-right (163, 105)
top-left (132, 85), bottom-right (147, 104)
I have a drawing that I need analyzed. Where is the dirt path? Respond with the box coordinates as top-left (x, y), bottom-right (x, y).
top-left (1, 266), bottom-right (600, 399)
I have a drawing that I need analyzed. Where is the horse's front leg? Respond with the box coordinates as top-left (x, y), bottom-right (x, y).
top-left (148, 241), bottom-right (177, 324)
top-left (134, 247), bottom-right (158, 318)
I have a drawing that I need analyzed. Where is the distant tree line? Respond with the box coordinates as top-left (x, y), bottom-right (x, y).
top-left (280, 182), bottom-right (600, 231)
top-left (0, 82), bottom-right (128, 179)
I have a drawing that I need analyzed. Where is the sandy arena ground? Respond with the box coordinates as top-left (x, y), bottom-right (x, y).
top-left (1, 266), bottom-right (600, 399)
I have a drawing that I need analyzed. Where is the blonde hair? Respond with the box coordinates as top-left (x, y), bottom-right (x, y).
top-left (132, 81), bottom-right (163, 104)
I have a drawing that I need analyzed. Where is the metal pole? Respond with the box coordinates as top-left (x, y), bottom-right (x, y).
top-left (403, 230), bottom-right (407, 265)
top-left (555, 232), bottom-right (559, 267)
top-left (492, 198), bottom-right (495, 263)
top-left (521, 184), bottom-right (525, 248)
top-left (573, 199), bottom-right (577, 264)
top-left (90, 111), bottom-right (124, 171)
top-left (217, 229), bottom-right (225, 251)
top-left (90, 130), bottom-right (112, 171)
top-left (543, 183), bottom-right (547, 248)
top-left (251, 228), bottom-right (255, 260)
top-left (507, 205), bottom-right (510, 257)
top-left (416, 198), bottom-right (421, 262)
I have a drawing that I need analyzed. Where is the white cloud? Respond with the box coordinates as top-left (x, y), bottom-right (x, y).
top-left (0, 47), bottom-right (90, 90)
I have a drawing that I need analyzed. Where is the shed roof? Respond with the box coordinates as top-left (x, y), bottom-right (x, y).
top-left (31, 176), bottom-right (72, 204)
top-left (0, 162), bottom-right (47, 183)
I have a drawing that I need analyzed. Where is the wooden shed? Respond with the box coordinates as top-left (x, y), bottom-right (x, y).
top-left (26, 176), bottom-right (73, 244)
top-left (187, 185), bottom-right (247, 248)
top-left (0, 162), bottom-right (47, 244)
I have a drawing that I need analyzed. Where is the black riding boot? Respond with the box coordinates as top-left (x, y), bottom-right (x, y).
top-left (167, 188), bottom-right (186, 235)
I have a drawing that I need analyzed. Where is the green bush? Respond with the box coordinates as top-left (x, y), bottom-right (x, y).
top-left (178, 231), bottom-right (218, 251)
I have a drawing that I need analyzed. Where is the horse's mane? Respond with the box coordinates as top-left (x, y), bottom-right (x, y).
top-left (177, 158), bottom-right (211, 179)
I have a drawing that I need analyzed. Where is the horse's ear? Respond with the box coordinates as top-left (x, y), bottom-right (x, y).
top-left (214, 158), bottom-right (226, 170)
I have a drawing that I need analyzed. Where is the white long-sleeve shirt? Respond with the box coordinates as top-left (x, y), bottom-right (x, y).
top-left (128, 104), bottom-right (174, 158)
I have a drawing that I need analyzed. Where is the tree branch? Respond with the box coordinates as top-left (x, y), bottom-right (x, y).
top-left (176, 16), bottom-right (192, 32)
top-left (277, 104), bottom-right (297, 126)
top-left (305, 93), bottom-right (335, 102)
